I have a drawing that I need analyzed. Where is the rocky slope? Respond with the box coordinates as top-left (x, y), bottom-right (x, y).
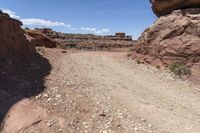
top-left (131, 7), bottom-right (200, 83)
top-left (26, 29), bottom-right (57, 48)
top-left (150, 0), bottom-right (200, 16)
top-left (0, 11), bottom-right (35, 60)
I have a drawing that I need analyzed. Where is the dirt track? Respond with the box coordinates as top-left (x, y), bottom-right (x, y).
top-left (2, 49), bottom-right (200, 133)
top-left (59, 51), bottom-right (200, 133)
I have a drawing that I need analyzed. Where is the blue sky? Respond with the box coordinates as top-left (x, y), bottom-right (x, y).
top-left (1, 0), bottom-right (157, 38)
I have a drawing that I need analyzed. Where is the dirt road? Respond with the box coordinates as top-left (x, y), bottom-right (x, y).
top-left (58, 51), bottom-right (200, 133)
top-left (3, 49), bottom-right (200, 133)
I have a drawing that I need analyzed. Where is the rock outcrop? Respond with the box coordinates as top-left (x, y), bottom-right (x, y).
top-left (26, 29), bottom-right (57, 48)
top-left (0, 11), bottom-right (35, 59)
top-left (150, 0), bottom-right (200, 17)
top-left (131, 8), bottom-right (200, 83)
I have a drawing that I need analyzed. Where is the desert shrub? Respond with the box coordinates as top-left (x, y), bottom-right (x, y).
top-left (156, 65), bottom-right (160, 69)
top-left (136, 59), bottom-right (141, 64)
top-left (59, 44), bottom-right (67, 49)
top-left (169, 62), bottom-right (191, 77)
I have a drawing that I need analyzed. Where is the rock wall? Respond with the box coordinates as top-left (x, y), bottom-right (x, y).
top-left (0, 11), bottom-right (35, 59)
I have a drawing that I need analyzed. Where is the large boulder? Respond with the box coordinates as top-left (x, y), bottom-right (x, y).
top-left (0, 11), bottom-right (35, 59)
top-left (150, 0), bottom-right (200, 16)
top-left (131, 8), bottom-right (200, 82)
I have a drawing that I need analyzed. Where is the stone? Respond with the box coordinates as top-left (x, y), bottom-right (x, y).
top-left (3, 98), bottom-right (47, 133)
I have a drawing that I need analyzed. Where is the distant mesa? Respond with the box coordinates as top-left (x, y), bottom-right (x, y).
top-left (115, 32), bottom-right (126, 37)
top-left (26, 28), bottom-right (135, 50)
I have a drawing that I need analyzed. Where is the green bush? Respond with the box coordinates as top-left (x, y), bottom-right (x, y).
top-left (169, 62), bottom-right (191, 77)
top-left (136, 59), bottom-right (141, 64)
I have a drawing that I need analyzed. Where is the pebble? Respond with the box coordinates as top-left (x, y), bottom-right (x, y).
top-left (102, 131), bottom-right (108, 133)
top-left (43, 94), bottom-right (49, 98)
top-left (148, 124), bottom-right (152, 128)
top-left (47, 98), bottom-right (52, 101)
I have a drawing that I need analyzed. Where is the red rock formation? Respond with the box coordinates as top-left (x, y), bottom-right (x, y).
top-left (0, 11), bottom-right (35, 59)
top-left (131, 8), bottom-right (200, 83)
top-left (26, 29), bottom-right (57, 48)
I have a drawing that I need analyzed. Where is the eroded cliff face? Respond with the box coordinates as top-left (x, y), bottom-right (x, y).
top-left (0, 11), bottom-right (35, 59)
top-left (150, 0), bottom-right (200, 16)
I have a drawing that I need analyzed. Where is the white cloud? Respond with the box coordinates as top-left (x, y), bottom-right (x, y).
top-left (21, 18), bottom-right (71, 28)
top-left (1, 8), bottom-right (73, 29)
top-left (1, 9), bottom-right (20, 19)
top-left (1, 8), bottom-right (110, 34)
top-left (81, 27), bottom-right (110, 34)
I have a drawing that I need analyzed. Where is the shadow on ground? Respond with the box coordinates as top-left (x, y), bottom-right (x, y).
top-left (0, 53), bottom-right (51, 130)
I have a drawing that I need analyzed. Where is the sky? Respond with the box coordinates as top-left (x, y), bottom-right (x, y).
top-left (0, 0), bottom-right (157, 39)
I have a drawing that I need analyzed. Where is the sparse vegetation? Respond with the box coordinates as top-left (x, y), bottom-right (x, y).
top-left (156, 65), bottom-right (160, 69)
top-left (169, 62), bottom-right (191, 77)
top-left (136, 59), bottom-right (141, 64)
top-left (59, 44), bottom-right (67, 49)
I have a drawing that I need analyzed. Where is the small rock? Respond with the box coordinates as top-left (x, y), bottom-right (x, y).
top-left (43, 94), bottom-right (49, 98)
top-left (148, 124), bottom-right (152, 128)
top-left (102, 130), bottom-right (108, 133)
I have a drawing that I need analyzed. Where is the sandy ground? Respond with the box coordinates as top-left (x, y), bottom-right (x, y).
top-left (1, 49), bottom-right (200, 133)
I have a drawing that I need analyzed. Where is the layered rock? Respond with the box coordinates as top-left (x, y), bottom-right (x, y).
top-left (0, 11), bottom-right (35, 59)
top-left (31, 28), bottom-right (135, 50)
top-left (150, 0), bottom-right (200, 16)
top-left (131, 8), bottom-right (200, 83)
top-left (26, 29), bottom-right (57, 48)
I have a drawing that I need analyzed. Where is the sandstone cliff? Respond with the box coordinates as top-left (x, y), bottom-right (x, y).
top-left (31, 28), bottom-right (135, 50)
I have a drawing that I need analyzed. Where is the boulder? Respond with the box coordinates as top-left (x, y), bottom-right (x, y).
top-left (26, 30), bottom-right (57, 48)
top-left (0, 11), bottom-right (35, 59)
top-left (131, 8), bottom-right (200, 81)
top-left (3, 98), bottom-right (47, 133)
top-left (150, 0), bottom-right (200, 16)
